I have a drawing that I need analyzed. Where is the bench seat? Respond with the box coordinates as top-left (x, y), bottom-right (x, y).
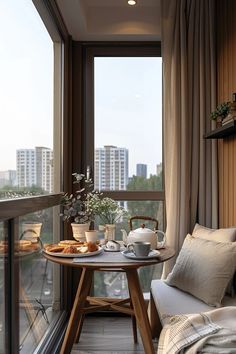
top-left (149, 279), bottom-right (236, 338)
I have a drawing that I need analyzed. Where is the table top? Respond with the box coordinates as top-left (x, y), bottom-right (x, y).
top-left (43, 246), bottom-right (175, 270)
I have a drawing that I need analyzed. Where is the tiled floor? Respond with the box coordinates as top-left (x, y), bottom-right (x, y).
top-left (71, 315), bottom-right (158, 354)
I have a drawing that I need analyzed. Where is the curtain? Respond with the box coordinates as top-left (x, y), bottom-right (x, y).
top-left (162, 0), bottom-right (218, 277)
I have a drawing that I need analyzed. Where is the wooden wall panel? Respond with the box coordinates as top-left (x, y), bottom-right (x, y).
top-left (217, 0), bottom-right (236, 227)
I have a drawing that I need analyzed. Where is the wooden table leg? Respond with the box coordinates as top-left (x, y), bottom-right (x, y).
top-left (126, 268), bottom-right (155, 354)
top-left (130, 296), bottom-right (138, 343)
top-left (60, 268), bottom-right (93, 354)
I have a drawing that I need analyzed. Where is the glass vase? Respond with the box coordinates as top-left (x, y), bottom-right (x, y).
top-left (105, 224), bottom-right (116, 241)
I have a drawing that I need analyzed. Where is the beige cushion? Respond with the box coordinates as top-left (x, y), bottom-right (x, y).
top-left (193, 223), bottom-right (236, 296)
top-left (165, 234), bottom-right (236, 307)
top-left (151, 280), bottom-right (213, 325)
top-left (192, 223), bottom-right (236, 242)
top-left (151, 280), bottom-right (236, 326)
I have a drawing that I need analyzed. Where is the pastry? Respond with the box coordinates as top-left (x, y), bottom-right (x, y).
top-left (0, 245), bottom-right (7, 254)
top-left (17, 240), bottom-right (33, 252)
top-left (87, 242), bottom-right (98, 252)
top-left (58, 240), bottom-right (82, 247)
top-left (62, 245), bottom-right (78, 254)
top-left (46, 245), bottom-right (64, 253)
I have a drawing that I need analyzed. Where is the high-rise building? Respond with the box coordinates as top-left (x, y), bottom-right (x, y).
top-left (16, 149), bottom-right (36, 188)
top-left (156, 162), bottom-right (162, 177)
top-left (36, 147), bottom-right (54, 193)
top-left (95, 145), bottom-right (128, 190)
top-left (0, 170), bottom-right (17, 188)
top-left (136, 163), bottom-right (147, 178)
top-left (16, 147), bottom-right (53, 192)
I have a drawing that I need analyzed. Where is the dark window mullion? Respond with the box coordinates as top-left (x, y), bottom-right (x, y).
top-left (5, 218), bottom-right (19, 354)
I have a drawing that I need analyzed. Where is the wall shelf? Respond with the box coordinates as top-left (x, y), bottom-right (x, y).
top-left (204, 120), bottom-right (236, 139)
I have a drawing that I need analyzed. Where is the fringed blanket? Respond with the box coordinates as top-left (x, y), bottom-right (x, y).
top-left (158, 306), bottom-right (236, 354)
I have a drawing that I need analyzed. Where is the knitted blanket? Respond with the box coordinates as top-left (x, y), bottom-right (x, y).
top-left (158, 306), bottom-right (236, 354)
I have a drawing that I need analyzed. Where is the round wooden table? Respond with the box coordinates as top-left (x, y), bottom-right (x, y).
top-left (44, 246), bottom-right (175, 354)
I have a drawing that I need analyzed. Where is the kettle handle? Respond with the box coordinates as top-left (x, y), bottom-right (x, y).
top-left (156, 230), bottom-right (166, 249)
top-left (129, 216), bottom-right (158, 230)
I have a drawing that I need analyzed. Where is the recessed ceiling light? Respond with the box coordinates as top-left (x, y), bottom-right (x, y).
top-left (128, 0), bottom-right (137, 5)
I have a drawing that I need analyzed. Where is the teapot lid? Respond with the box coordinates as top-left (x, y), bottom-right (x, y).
top-left (133, 224), bottom-right (155, 234)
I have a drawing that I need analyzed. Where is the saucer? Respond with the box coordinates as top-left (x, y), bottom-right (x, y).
top-left (121, 249), bottom-right (160, 260)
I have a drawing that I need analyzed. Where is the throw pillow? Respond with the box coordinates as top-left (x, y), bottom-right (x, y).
top-left (192, 223), bottom-right (236, 296)
top-left (165, 234), bottom-right (236, 307)
top-left (192, 223), bottom-right (236, 242)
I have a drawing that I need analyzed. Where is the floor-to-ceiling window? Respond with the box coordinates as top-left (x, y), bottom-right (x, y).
top-left (0, 1), bottom-right (67, 352)
top-left (82, 45), bottom-right (163, 297)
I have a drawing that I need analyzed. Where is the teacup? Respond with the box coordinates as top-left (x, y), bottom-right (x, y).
top-left (85, 230), bottom-right (98, 243)
top-left (127, 241), bottom-right (151, 257)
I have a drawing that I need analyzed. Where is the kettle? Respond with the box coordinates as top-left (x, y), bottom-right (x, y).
top-left (121, 224), bottom-right (166, 250)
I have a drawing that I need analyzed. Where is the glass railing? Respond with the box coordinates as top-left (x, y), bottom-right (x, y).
top-left (0, 194), bottom-right (62, 353)
top-left (0, 222), bottom-right (6, 354)
top-left (18, 207), bottom-right (60, 353)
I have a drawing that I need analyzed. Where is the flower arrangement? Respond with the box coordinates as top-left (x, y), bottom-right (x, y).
top-left (61, 173), bottom-right (100, 224)
top-left (88, 195), bottom-right (128, 224)
top-left (61, 172), bottom-right (128, 227)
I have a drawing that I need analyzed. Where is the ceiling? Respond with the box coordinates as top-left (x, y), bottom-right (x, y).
top-left (56, 0), bottom-right (161, 41)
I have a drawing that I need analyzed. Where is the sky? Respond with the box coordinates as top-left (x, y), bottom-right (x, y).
top-left (95, 57), bottom-right (162, 176)
top-left (0, 1), bottom-right (162, 178)
top-left (0, 0), bottom-right (53, 171)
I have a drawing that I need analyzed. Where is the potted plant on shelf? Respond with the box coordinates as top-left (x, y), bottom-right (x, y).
top-left (210, 102), bottom-right (230, 127)
top-left (61, 173), bottom-right (100, 242)
top-left (88, 195), bottom-right (129, 241)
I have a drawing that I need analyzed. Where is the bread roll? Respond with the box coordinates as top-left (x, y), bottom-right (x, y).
top-left (62, 246), bottom-right (78, 254)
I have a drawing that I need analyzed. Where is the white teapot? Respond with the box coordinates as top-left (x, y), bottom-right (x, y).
top-left (121, 224), bottom-right (166, 250)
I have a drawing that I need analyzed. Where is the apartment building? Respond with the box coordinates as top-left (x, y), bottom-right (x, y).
top-left (16, 149), bottom-right (36, 188)
top-left (16, 147), bottom-right (53, 193)
top-left (136, 163), bottom-right (147, 178)
top-left (95, 145), bottom-right (129, 190)
top-left (0, 170), bottom-right (17, 188)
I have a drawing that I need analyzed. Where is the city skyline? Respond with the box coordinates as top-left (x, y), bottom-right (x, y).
top-left (0, 145), bottom-right (161, 183)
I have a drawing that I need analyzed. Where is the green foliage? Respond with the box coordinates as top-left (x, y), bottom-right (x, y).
top-left (210, 102), bottom-right (230, 120)
top-left (126, 174), bottom-right (163, 227)
top-left (0, 185), bottom-right (45, 199)
top-left (61, 173), bottom-right (102, 224)
top-left (127, 174), bottom-right (162, 191)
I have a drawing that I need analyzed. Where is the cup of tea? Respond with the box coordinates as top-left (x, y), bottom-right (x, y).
top-left (85, 230), bottom-right (98, 244)
top-left (127, 241), bottom-right (151, 257)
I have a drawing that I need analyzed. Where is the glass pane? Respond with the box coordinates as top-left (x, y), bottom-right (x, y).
top-left (0, 1), bottom-right (54, 199)
top-left (94, 200), bottom-right (164, 296)
top-left (18, 207), bottom-right (60, 353)
top-left (0, 222), bottom-right (7, 353)
top-left (94, 57), bottom-right (162, 191)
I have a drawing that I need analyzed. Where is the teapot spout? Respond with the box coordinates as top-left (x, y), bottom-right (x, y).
top-left (121, 229), bottom-right (128, 243)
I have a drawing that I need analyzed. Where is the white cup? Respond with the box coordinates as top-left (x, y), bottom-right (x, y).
top-left (85, 230), bottom-right (98, 243)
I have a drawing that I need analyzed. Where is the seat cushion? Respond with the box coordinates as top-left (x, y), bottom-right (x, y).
top-left (151, 280), bottom-right (213, 325)
top-left (151, 280), bottom-right (236, 326)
